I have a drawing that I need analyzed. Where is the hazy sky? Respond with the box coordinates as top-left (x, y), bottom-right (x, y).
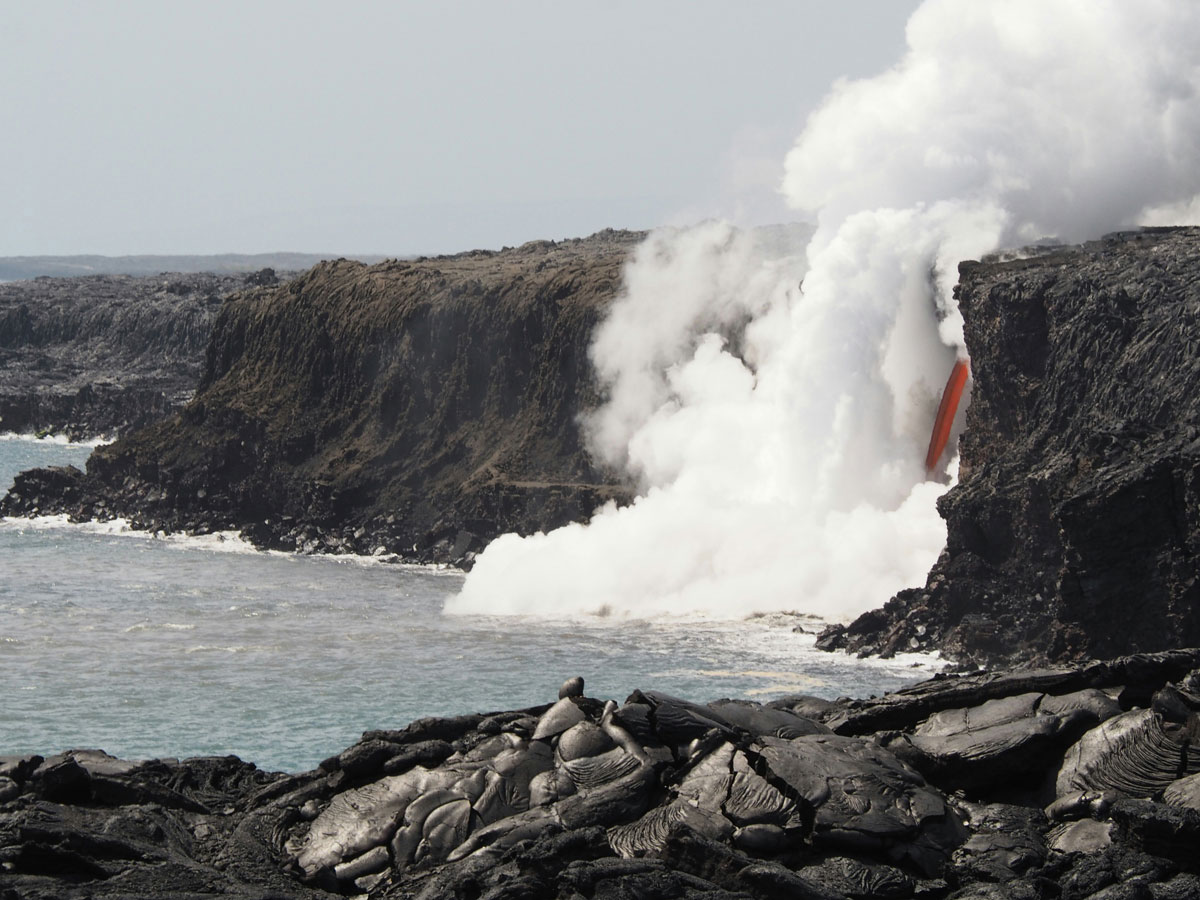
top-left (3, 1), bottom-right (920, 256)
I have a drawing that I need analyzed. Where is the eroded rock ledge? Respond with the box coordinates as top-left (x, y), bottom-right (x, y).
top-left (0, 233), bottom-right (641, 564)
top-left (820, 227), bottom-right (1200, 668)
top-left (5, 649), bottom-right (1200, 899)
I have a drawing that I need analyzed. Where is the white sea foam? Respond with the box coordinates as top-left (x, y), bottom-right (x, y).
top-left (0, 512), bottom-right (460, 577)
top-left (453, 0), bottom-right (1200, 624)
top-left (123, 622), bottom-right (197, 633)
top-left (0, 432), bottom-right (112, 447)
top-left (0, 514), bottom-right (258, 553)
top-left (184, 644), bottom-right (280, 654)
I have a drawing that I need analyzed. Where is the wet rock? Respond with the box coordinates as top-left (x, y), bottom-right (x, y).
top-left (825, 649), bottom-right (1200, 737)
top-left (559, 675), bottom-right (585, 699)
top-left (531, 697), bottom-right (587, 740)
top-left (627, 690), bottom-right (737, 749)
top-left (555, 760), bottom-right (656, 831)
top-left (951, 802), bottom-right (1047, 882)
top-left (724, 755), bottom-right (802, 829)
top-left (556, 721), bottom-right (616, 761)
top-left (365, 712), bottom-right (487, 745)
top-left (560, 747), bottom-right (643, 792)
top-left (33, 757), bottom-right (92, 804)
top-left (293, 767), bottom-right (439, 875)
top-left (1150, 682), bottom-right (1200, 721)
top-left (708, 698), bottom-right (832, 738)
top-left (381, 739), bottom-right (455, 776)
top-left (332, 843), bottom-right (388, 882)
top-left (1046, 789), bottom-right (1118, 822)
top-left (320, 738), bottom-right (409, 779)
top-left (798, 856), bottom-right (916, 899)
top-left (731, 823), bottom-right (789, 855)
top-left (1107, 798), bottom-right (1200, 868)
top-left (0, 754), bottom-right (44, 782)
top-left (607, 800), bottom-right (730, 857)
top-left (1162, 773), bottom-right (1200, 811)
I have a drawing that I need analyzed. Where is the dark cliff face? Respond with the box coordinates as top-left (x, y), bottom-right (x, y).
top-left (823, 227), bottom-right (1200, 667)
top-left (0, 272), bottom-right (266, 438)
top-left (2, 233), bottom-right (641, 562)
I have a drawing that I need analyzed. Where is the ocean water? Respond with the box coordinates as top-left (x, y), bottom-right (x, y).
top-left (0, 436), bottom-right (941, 773)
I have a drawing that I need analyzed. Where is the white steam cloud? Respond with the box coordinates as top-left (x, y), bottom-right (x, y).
top-left (448, 0), bottom-right (1200, 622)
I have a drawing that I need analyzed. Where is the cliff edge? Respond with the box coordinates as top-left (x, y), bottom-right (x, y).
top-left (821, 227), bottom-right (1200, 667)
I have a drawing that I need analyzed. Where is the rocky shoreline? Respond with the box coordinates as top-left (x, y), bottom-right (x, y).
top-left (6, 227), bottom-right (1200, 898)
top-left (5, 650), bottom-right (1200, 899)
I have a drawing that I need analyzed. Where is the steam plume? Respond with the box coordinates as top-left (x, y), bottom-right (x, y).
top-left (448, 0), bottom-right (1200, 621)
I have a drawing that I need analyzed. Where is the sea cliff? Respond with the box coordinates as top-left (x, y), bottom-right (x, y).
top-left (1, 233), bottom-right (640, 563)
top-left (818, 228), bottom-right (1200, 667)
top-left (6, 227), bottom-right (1200, 897)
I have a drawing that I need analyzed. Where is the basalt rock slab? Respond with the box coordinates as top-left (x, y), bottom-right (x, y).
top-left (882, 688), bottom-right (1120, 798)
top-left (1162, 773), bottom-right (1200, 811)
top-left (825, 227), bottom-right (1200, 667)
top-left (754, 734), bottom-right (966, 875)
top-left (815, 649), bottom-right (1200, 736)
top-left (797, 856), bottom-right (916, 899)
top-left (281, 680), bottom-right (970, 890)
top-left (707, 698), bottom-right (832, 739)
top-left (951, 801), bottom-right (1048, 882)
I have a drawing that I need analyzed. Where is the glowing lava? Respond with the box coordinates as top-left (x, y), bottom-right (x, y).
top-left (926, 358), bottom-right (969, 473)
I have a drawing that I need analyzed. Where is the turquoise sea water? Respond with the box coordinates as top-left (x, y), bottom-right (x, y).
top-left (0, 437), bottom-right (940, 772)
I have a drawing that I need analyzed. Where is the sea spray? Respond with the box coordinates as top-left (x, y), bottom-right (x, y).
top-left (450, 0), bottom-right (1200, 622)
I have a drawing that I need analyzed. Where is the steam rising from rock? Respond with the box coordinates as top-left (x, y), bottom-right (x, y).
top-left (449, 0), bottom-right (1200, 621)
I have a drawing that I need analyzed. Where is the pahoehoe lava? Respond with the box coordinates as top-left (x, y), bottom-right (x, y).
top-left (5, 654), bottom-right (1200, 898)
